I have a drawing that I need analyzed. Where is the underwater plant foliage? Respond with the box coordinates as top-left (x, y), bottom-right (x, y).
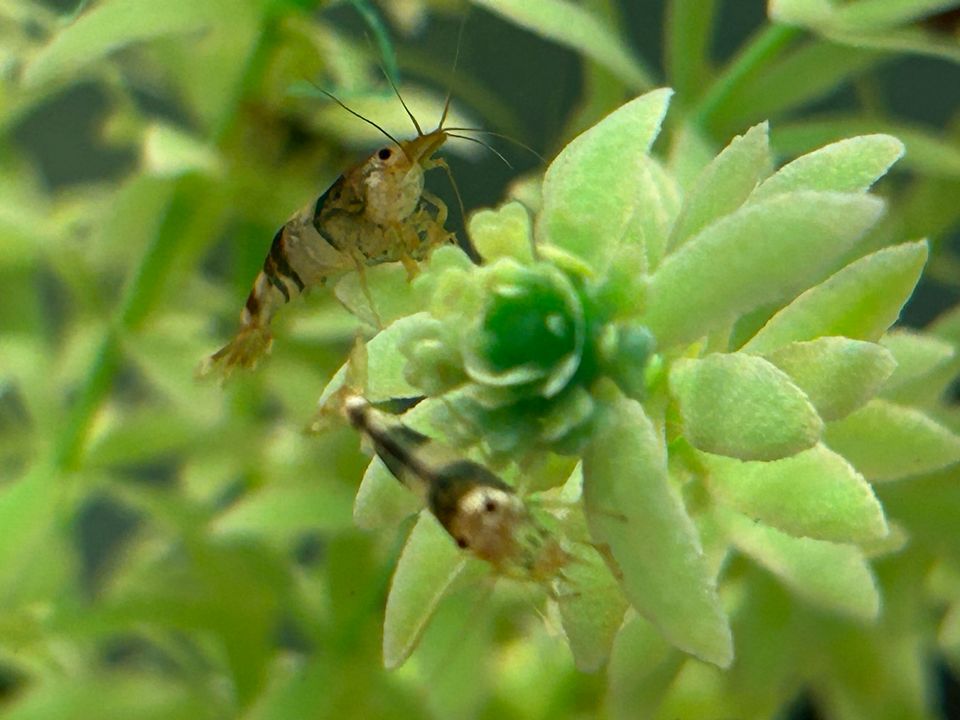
top-left (3, 0), bottom-right (960, 718)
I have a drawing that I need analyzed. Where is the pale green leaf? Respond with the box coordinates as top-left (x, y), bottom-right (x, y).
top-left (880, 329), bottom-right (956, 404)
top-left (468, 201), bottom-right (535, 264)
top-left (628, 156), bottom-right (683, 271)
top-left (669, 122), bottom-right (772, 250)
top-left (213, 479), bottom-right (355, 542)
top-left (825, 399), bottom-right (960, 481)
top-left (645, 192), bottom-right (885, 348)
top-left (832, 0), bottom-right (960, 31)
top-left (751, 135), bottom-right (904, 201)
top-left (703, 444), bottom-right (888, 543)
top-left (353, 456), bottom-right (423, 530)
top-left (557, 538), bottom-right (629, 672)
top-left (536, 89), bottom-right (673, 272)
top-left (670, 354), bottom-right (823, 461)
top-left (583, 382), bottom-right (732, 668)
top-left (468, 0), bottom-right (652, 89)
top-left (744, 241), bottom-right (928, 353)
top-left (23, 0), bottom-right (217, 87)
top-left (774, 119), bottom-right (960, 179)
top-left (142, 123), bottom-right (221, 177)
top-left (365, 313), bottom-right (440, 402)
top-left (608, 613), bottom-right (684, 720)
top-left (2, 675), bottom-right (211, 720)
top-left (382, 511), bottom-right (469, 669)
top-left (720, 509), bottom-right (880, 620)
top-left (762, 337), bottom-right (896, 420)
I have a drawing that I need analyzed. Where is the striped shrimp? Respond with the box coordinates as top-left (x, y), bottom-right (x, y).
top-left (199, 89), bottom-right (472, 379)
top-left (343, 395), bottom-right (572, 586)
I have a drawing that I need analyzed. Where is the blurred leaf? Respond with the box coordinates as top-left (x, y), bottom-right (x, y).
top-left (22, 0), bottom-right (218, 87)
top-left (761, 336), bottom-right (896, 420)
top-left (583, 382), bottom-right (733, 668)
top-left (557, 538), bottom-right (629, 672)
top-left (142, 123), bottom-right (221, 178)
top-left (702, 444), bottom-right (887, 543)
top-left (744, 241), bottom-right (928, 353)
top-left (825, 398), bottom-right (960, 481)
top-left (708, 40), bottom-right (882, 130)
top-left (537, 88), bottom-right (673, 273)
top-left (719, 508), bottom-right (879, 620)
top-left (645, 192), bottom-right (884, 348)
top-left (880, 329), bottom-right (956, 404)
top-left (670, 353), bottom-right (823, 461)
top-left (665, 0), bottom-right (718, 101)
top-left (607, 613), bottom-right (683, 720)
top-left (751, 134), bottom-right (904, 200)
top-left (669, 122), bottom-right (772, 250)
top-left (2, 673), bottom-right (218, 720)
top-left (469, 201), bottom-right (535, 264)
top-left (469, 0), bottom-right (653, 90)
top-left (382, 511), bottom-right (469, 669)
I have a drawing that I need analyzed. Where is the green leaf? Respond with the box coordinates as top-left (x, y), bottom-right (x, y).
top-left (627, 157), bottom-right (683, 272)
top-left (382, 511), bottom-right (469, 669)
top-left (536, 89), bottom-right (673, 272)
top-left (645, 192), bottom-right (885, 348)
top-left (468, 201), bottom-right (535, 264)
top-left (825, 399), bottom-right (960, 481)
top-left (670, 354), bottom-right (823, 461)
top-left (607, 613), bottom-right (684, 720)
top-left (353, 456), bottom-right (423, 530)
top-left (827, 0), bottom-right (959, 31)
top-left (665, 0), bottom-right (718, 101)
top-left (761, 336), bottom-right (896, 420)
top-left (142, 123), bottom-right (221, 177)
top-left (750, 134), bottom-right (904, 201)
top-left (719, 509), bottom-right (880, 620)
top-left (23, 0), bottom-right (217, 87)
top-left (557, 538), bottom-right (629, 672)
top-left (2, 675), bottom-right (213, 720)
top-left (773, 118), bottom-right (960, 179)
top-left (702, 444), bottom-right (888, 543)
top-left (879, 329), bottom-right (956, 404)
top-left (744, 241), bottom-right (928, 353)
top-left (669, 122), bottom-right (772, 250)
top-left (709, 41), bottom-right (881, 130)
top-left (583, 382), bottom-right (732, 668)
top-left (468, 0), bottom-right (653, 90)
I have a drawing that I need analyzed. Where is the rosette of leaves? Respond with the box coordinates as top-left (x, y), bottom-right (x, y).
top-left (330, 88), bottom-right (960, 683)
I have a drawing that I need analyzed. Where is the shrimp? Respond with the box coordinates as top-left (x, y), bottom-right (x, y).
top-left (199, 92), bottom-right (460, 379)
top-left (343, 394), bottom-right (572, 585)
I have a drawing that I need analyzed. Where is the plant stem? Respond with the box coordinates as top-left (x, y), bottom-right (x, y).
top-left (692, 23), bottom-right (801, 131)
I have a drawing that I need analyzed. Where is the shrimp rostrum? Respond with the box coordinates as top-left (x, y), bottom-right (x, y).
top-left (200, 94), bottom-right (460, 379)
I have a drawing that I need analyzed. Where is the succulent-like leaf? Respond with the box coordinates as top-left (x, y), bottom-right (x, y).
top-left (382, 512), bottom-right (469, 669)
top-left (669, 122), bottom-right (772, 250)
top-left (702, 444), bottom-right (888, 543)
top-left (744, 241), bottom-right (928, 353)
top-left (719, 509), bottom-right (880, 620)
top-left (583, 382), bottom-right (732, 667)
top-left (761, 336), bottom-right (896, 420)
top-left (825, 399), bottom-right (960, 481)
top-left (670, 354), bottom-right (823, 461)
top-left (750, 134), bottom-right (904, 200)
top-left (645, 192), bottom-right (885, 348)
top-left (537, 89), bottom-right (673, 272)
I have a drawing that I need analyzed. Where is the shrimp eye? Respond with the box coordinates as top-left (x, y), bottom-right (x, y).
top-left (378, 147), bottom-right (392, 160)
top-left (484, 500), bottom-right (498, 513)
top-left (456, 537), bottom-right (469, 549)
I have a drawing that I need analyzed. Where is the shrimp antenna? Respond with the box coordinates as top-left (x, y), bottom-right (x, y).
top-left (447, 133), bottom-right (513, 170)
top-left (379, 63), bottom-right (425, 138)
top-left (306, 80), bottom-right (404, 149)
top-left (438, 12), bottom-right (469, 131)
top-left (443, 128), bottom-right (545, 163)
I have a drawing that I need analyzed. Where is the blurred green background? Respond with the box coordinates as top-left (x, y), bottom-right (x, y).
top-left (3, 0), bottom-right (960, 718)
